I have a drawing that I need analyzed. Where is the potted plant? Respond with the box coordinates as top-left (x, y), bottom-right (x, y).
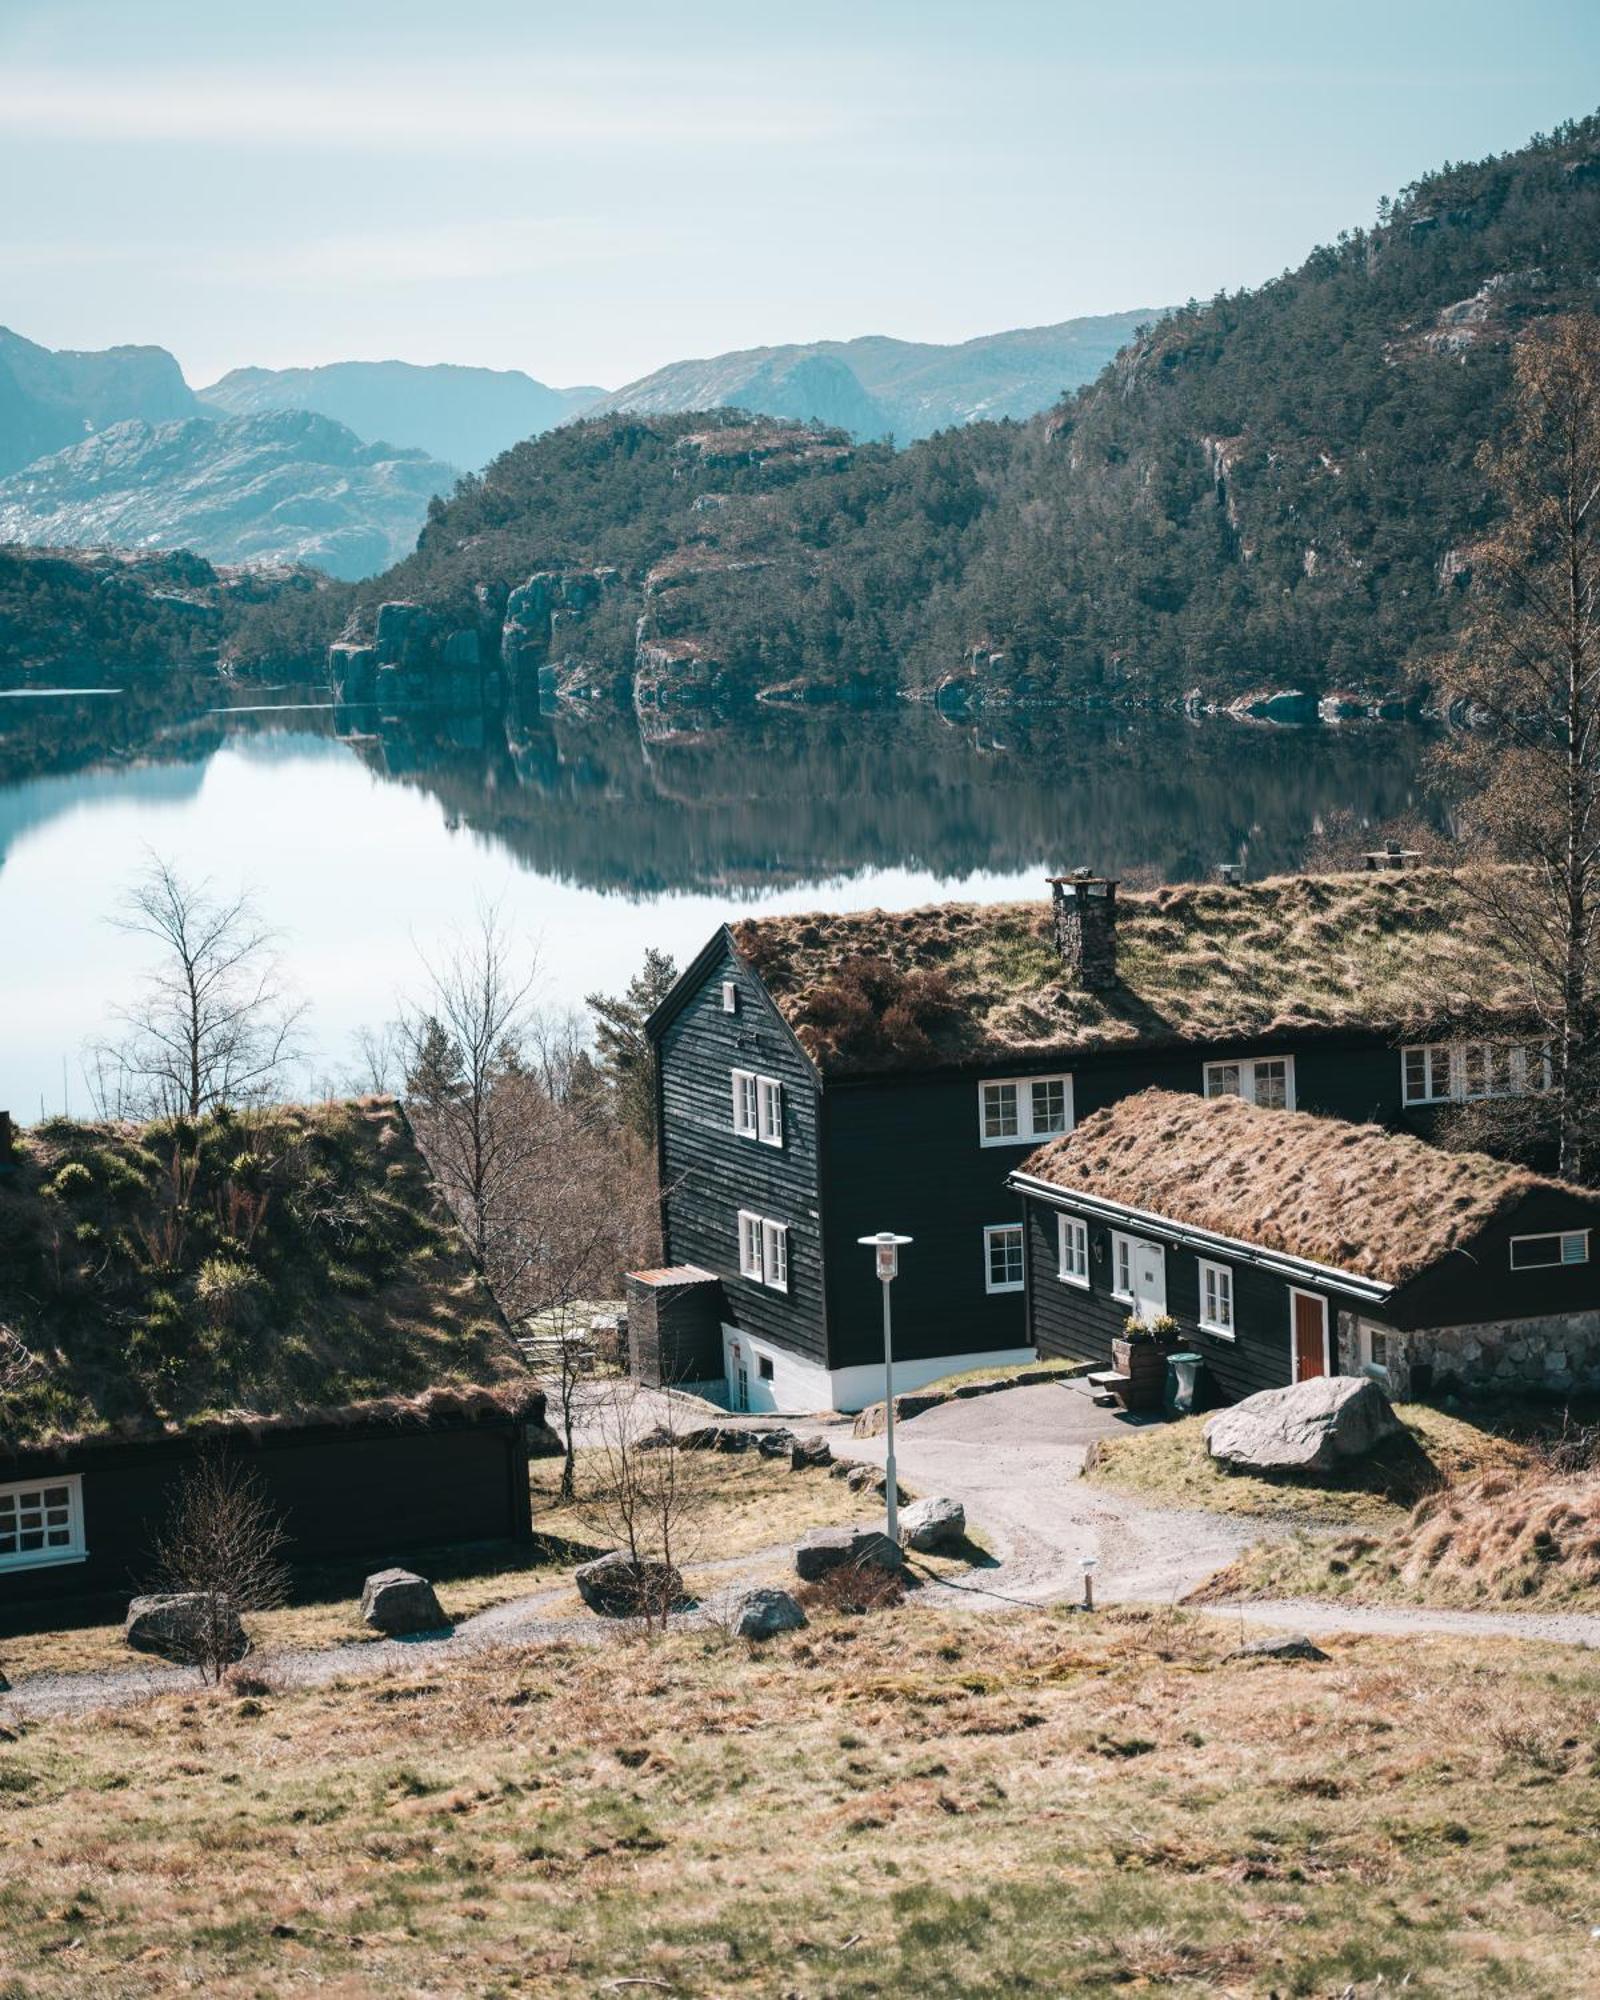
top-left (1112, 1313), bottom-right (1181, 1410)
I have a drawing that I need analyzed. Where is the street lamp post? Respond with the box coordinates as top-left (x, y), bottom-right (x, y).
top-left (859, 1231), bottom-right (912, 1547)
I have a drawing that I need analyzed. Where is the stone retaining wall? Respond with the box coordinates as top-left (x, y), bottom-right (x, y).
top-left (1336, 1309), bottom-right (1600, 1399)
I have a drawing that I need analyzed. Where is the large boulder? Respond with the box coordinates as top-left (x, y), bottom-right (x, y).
top-left (730, 1587), bottom-right (808, 1640)
top-left (124, 1593), bottom-right (246, 1665)
top-left (755, 1428), bottom-right (797, 1458)
top-left (794, 1525), bottom-right (904, 1583)
top-left (575, 1551), bottom-right (684, 1619)
top-left (1205, 1376), bottom-right (1402, 1475)
top-left (790, 1436), bottom-right (831, 1472)
top-left (898, 1496), bottom-right (966, 1553)
top-left (360, 1568), bottom-right (447, 1635)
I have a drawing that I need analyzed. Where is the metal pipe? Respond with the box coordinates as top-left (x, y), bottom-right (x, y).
top-left (881, 1275), bottom-right (898, 1548)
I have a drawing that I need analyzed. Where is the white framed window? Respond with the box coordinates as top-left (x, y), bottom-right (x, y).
top-left (737, 1208), bottom-right (764, 1280)
top-left (757, 1076), bottom-right (784, 1148)
top-left (721, 979), bottom-right (739, 1014)
top-left (1198, 1259), bottom-right (1234, 1337)
top-left (1203, 1055), bottom-right (1295, 1110)
top-left (1404, 1040), bottom-right (1555, 1106)
top-left (731, 1069), bottom-right (758, 1137)
top-left (984, 1223), bottom-right (1026, 1294)
top-left (1057, 1214), bottom-right (1089, 1287)
top-left (0, 1473), bottom-right (85, 1572)
top-left (1112, 1232), bottom-right (1133, 1301)
top-left (1355, 1318), bottom-right (1394, 1383)
top-left (761, 1219), bottom-right (789, 1292)
top-left (1510, 1229), bottom-right (1590, 1270)
top-left (978, 1073), bottom-right (1074, 1147)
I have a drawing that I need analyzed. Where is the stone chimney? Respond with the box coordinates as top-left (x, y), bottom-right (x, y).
top-left (1048, 872), bottom-right (1119, 990)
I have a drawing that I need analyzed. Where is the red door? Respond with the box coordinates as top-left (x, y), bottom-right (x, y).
top-left (1292, 1292), bottom-right (1327, 1381)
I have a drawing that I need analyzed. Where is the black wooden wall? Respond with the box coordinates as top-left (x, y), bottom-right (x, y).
top-left (656, 938), bottom-right (828, 1363)
top-left (0, 1415), bottom-right (532, 1619)
top-left (1388, 1185), bottom-right (1600, 1328)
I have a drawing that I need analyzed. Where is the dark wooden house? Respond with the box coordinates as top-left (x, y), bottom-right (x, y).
top-left (1010, 1090), bottom-right (1600, 1402)
top-left (0, 1098), bottom-right (537, 1619)
top-left (642, 867), bottom-right (1545, 1412)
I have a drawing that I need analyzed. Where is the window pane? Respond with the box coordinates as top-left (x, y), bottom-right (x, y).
top-left (1253, 1061), bottom-right (1288, 1110)
top-left (1031, 1079), bottom-right (1068, 1135)
top-left (1403, 1048), bottom-right (1426, 1102)
top-left (1511, 1235), bottom-right (1559, 1269)
top-left (1206, 1064), bottom-right (1242, 1099)
top-left (983, 1083), bottom-right (1019, 1139)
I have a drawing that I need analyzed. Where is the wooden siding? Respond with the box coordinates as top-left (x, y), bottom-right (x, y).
top-left (656, 938), bottom-right (827, 1363)
top-left (1388, 1184), bottom-right (1600, 1329)
top-left (1022, 1194), bottom-right (1368, 1404)
top-left (0, 1415), bottom-right (532, 1618)
top-left (625, 1274), bottom-right (726, 1387)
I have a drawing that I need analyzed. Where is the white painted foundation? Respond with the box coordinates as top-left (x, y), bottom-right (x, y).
top-left (718, 1325), bottom-right (1036, 1415)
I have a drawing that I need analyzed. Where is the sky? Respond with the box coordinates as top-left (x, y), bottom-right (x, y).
top-left (2, 0), bottom-right (1598, 393)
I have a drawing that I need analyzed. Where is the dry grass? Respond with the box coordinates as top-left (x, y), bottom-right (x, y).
top-left (734, 868), bottom-right (1526, 1074)
top-left (1023, 1090), bottom-right (1553, 1284)
top-left (1200, 1468), bottom-right (1600, 1612)
top-left (912, 1357), bottom-right (1088, 1397)
top-left (4, 1604), bottom-right (1600, 1995)
top-left (1086, 1404), bottom-right (1528, 1524)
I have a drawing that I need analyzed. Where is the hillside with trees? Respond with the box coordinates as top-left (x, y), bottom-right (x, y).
top-left (319, 115), bottom-right (1600, 711)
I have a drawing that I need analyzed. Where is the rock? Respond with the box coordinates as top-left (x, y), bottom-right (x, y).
top-left (360, 1568), bottom-right (448, 1635)
top-left (730, 1587), bottom-right (808, 1640)
top-left (524, 1416), bottom-right (566, 1459)
top-left (1204, 1375), bottom-right (1402, 1475)
top-left (575, 1550), bottom-right (684, 1618)
top-left (898, 1496), bottom-right (966, 1552)
top-left (846, 1463), bottom-right (884, 1495)
top-left (755, 1428), bottom-right (796, 1458)
top-left (794, 1525), bottom-right (904, 1582)
top-left (124, 1592), bottom-right (247, 1665)
top-left (1227, 1634), bottom-right (1330, 1663)
top-left (790, 1436), bottom-right (832, 1471)
top-left (0, 1667), bottom-right (10, 1693)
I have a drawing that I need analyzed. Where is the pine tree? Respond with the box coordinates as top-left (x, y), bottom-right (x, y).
top-left (587, 948), bottom-right (678, 1147)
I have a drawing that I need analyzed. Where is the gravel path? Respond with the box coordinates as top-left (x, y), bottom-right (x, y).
top-left (10, 1378), bottom-right (1600, 1718)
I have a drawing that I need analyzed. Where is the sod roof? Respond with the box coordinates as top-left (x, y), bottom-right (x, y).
top-left (1016, 1089), bottom-right (1569, 1286)
top-left (731, 869), bottom-right (1528, 1077)
top-left (0, 1097), bottom-right (528, 1450)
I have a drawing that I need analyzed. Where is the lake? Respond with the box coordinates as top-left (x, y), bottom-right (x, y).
top-left (0, 681), bottom-right (1436, 1120)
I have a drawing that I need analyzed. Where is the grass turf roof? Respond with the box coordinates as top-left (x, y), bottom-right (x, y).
top-left (0, 1097), bottom-right (526, 1450)
top-left (1017, 1089), bottom-right (1560, 1286)
top-left (730, 868), bottom-right (1528, 1076)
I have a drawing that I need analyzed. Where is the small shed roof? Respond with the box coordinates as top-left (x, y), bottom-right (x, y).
top-left (1015, 1089), bottom-right (1569, 1287)
top-left (730, 869), bottom-right (1527, 1077)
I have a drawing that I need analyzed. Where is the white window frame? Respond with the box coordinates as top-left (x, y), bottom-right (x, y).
top-left (731, 1069), bottom-right (758, 1138)
top-left (1403, 1039), bottom-right (1555, 1107)
top-left (0, 1472), bottom-right (86, 1573)
top-left (983, 1223), bottom-right (1026, 1294)
top-left (1289, 1288), bottom-right (1331, 1383)
top-left (977, 1073), bottom-right (1075, 1148)
top-left (1203, 1055), bottom-right (1296, 1111)
top-left (1197, 1259), bottom-right (1235, 1338)
top-left (1509, 1229), bottom-right (1590, 1270)
top-left (1111, 1231), bottom-right (1135, 1302)
top-left (1355, 1317), bottom-right (1395, 1384)
top-left (761, 1218), bottom-right (789, 1293)
top-left (1057, 1214), bottom-right (1090, 1288)
top-left (721, 979), bottom-right (739, 1014)
top-left (737, 1208), bottom-right (764, 1281)
top-left (756, 1075), bottom-right (784, 1149)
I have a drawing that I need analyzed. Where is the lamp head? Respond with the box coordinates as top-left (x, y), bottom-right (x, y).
top-left (858, 1230), bottom-right (913, 1281)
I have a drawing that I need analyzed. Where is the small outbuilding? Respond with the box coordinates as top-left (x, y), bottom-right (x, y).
top-left (1008, 1090), bottom-right (1600, 1403)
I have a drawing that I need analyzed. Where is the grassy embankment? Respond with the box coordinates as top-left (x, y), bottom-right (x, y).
top-left (4, 1602), bottom-right (1600, 1996)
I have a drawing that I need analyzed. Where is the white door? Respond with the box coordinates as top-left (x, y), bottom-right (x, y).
top-left (1128, 1236), bottom-right (1167, 1324)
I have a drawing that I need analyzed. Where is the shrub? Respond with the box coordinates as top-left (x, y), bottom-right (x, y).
top-left (796, 1561), bottom-right (907, 1617)
top-left (195, 1257), bottom-right (265, 1329)
top-left (45, 1162), bottom-right (93, 1201)
top-left (802, 956), bottom-right (962, 1067)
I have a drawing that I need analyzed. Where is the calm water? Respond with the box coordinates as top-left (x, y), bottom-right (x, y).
top-left (0, 681), bottom-right (1437, 1119)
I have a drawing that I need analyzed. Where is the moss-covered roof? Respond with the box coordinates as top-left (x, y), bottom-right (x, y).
top-left (1017, 1089), bottom-right (1561, 1286)
top-left (732, 869), bottom-right (1527, 1076)
top-left (0, 1098), bottom-right (526, 1450)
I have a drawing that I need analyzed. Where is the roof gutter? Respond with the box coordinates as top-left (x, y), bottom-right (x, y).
top-left (1007, 1169), bottom-right (1396, 1307)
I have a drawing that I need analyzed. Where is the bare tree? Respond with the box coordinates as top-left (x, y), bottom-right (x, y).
top-left (150, 1452), bottom-right (290, 1684)
top-left (90, 857), bottom-right (303, 1121)
top-left (1439, 316), bottom-right (1600, 1180)
top-left (573, 1381), bottom-right (708, 1630)
top-left (0, 1323), bottom-right (38, 1438)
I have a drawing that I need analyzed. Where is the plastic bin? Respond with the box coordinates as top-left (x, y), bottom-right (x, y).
top-left (1164, 1351), bottom-right (1204, 1417)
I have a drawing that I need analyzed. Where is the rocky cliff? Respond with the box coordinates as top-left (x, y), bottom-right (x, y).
top-left (0, 410), bottom-right (451, 579)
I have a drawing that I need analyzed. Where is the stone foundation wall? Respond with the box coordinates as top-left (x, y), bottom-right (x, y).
top-left (1336, 1308), bottom-right (1600, 1399)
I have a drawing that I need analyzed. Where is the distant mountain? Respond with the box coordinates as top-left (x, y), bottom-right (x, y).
top-left (0, 410), bottom-right (450, 579)
top-left (0, 327), bottom-right (200, 476)
top-left (587, 310), bottom-right (1159, 440)
top-left (199, 360), bottom-right (603, 471)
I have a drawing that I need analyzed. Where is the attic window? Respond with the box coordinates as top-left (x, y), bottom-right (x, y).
top-left (722, 980), bottom-right (739, 1014)
top-left (0, 1474), bottom-right (85, 1573)
top-left (1509, 1230), bottom-right (1589, 1270)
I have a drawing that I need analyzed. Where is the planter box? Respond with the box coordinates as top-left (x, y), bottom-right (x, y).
top-left (1111, 1335), bottom-right (1174, 1412)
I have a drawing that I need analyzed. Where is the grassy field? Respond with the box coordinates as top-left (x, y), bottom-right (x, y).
top-left (0, 1448), bottom-right (873, 1686)
top-left (1085, 1404), bottom-right (1532, 1527)
top-left (4, 1601), bottom-right (1600, 1996)
top-left (914, 1357), bottom-right (1088, 1398)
